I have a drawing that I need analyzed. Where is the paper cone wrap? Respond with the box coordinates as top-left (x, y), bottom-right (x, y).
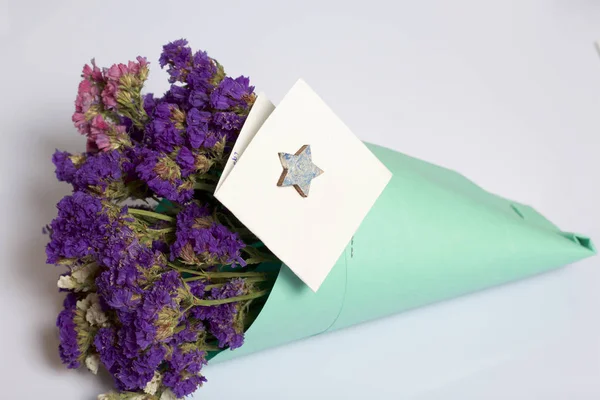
top-left (211, 143), bottom-right (595, 362)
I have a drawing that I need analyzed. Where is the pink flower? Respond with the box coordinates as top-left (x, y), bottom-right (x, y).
top-left (105, 63), bottom-right (128, 81)
top-left (87, 115), bottom-right (128, 152)
top-left (105, 56), bottom-right (149, 81)
top-left (71, 57), bottom-right (147, 150)
top-left (101, 81), bottom-right (119, 110)
top-left (89, 115), bottom-right (111, 152)
top-left (82, 59), bottom-right (103, 81)
top-left (102, 57), bottom-right (147, 110)
top-left (75, 80), bottom-right (96, 112)
top-left (73, 61), bottom-right (107, 135)
top-left (72, 112), bottom-right (89, 135)
top-left (73, 79), bottom-right (101, 135)
top-left (128, 56), bottom-right (149, 75)
top-left (101, 64), bottom-right (127, 110)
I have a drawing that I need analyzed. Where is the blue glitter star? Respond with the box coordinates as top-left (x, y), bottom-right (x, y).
top-left (277, 145), bottom-right (324, 197)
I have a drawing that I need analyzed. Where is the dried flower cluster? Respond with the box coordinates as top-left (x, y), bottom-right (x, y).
top-left (46, 39), bottom-right (277, 399)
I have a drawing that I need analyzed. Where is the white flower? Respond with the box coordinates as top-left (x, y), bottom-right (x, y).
top-left (85, 354), bottom-right (100, 375)
top-left (59, 263), bottom-right (99, 292)
top-left (72, 263), bottom-right (96, 283)
top-left (86, 301), bottom-right (109, 327)
top-left (76, 293), bottom-right (109, 327)
top-left (160, 389), bottom-right (177, 400)
top-left (57, 275), bottom-right (76, 290)
top-left (76, 293), bottom-right (94, 311)
top-left (144, 371), bottom-right (162, 395)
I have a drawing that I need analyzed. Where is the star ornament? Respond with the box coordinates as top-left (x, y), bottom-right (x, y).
top-left (277, 145), bottom-right (324, 197)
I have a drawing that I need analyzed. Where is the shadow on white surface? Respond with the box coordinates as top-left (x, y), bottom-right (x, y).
top-left (12, 119), bottom-right (116, 396)
top-left (17, 134), bottom-right (72, 369)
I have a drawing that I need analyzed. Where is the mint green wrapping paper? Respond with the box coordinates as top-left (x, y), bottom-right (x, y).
top-left (211, 143), bottom-right (595, 363)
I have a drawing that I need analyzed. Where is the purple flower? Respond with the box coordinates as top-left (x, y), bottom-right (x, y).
top-left (187, 280), bottom-right (206, 297)
top-left (170, 202), bottom-right (245, 266)
top-left (188, 50), bottom-right (217, 90)
top-left (176, 147), bottom-right (196, 177)
top-left (144, 102), bottom-right (186, 153)
top-left (154, 102), bottom-right (173, 119)
top-left (192, 279), bottom-right (247, 349)
top-left (163, 347), bottom-right (207, 397)
top-left (135, 148), bottom-right (193, 203)
top-left (171, 318), bottom-right (203, 344)
top-left (211, 112), bottom-right (247, 144)
top-left (97, 276), bottom-right (140, 311)
top-left (186, 108), bottom-right (211, 149)
top-left (143, 93), bottom-right (157, 116)
top-left (135, 270), bottom-right (183, 348)
top-left (56, 293), bottom-right (81, 368)
top-left (95, 238), bottom-right (163, 313)
top-left (52, 150), bottom-right (77, 183)
top-left (45, 192), bottom-right (108, 264)
top-left (95, 270), bottom-right (183, 391)
top-left (107, 338), bottom-right (160, 390)
top-left (213, 112), bottom-right (245, 131)
top-left (95, 327), bottom-right (118, 369)
top-left (72, 150), bottom-right (123, 191)
top-left (166, 84), bottom-right (190, 105)
top-left (159, 39), bottom-right (193, 83)
top-left (188, 89), bottom-right (209, 108)
top-left (210, 76), bottom-right (254, 110)
top-left (152, 240), bottom-right (169, 253)
top-left (186, 108), bottom-right (210, 127)
top-left (96, 326), bottom-right (167, 391)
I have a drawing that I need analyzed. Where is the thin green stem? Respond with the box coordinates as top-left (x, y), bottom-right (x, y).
top-left (192, 289), bottom-right (269, 306)
top-left (197, 271), bottom-right (268, 279)
top-left (128, 208), bottom-right (174, 222)
top-left (168, 263), bottom-right (205, 276)
top-left (197, 173), bottom-right (220, 183)
top-left (148, 227), bottom-right (175, 234)
top-left (183, 275), bottom-right (206, 282)
top-left (186, 276), bottom-right (268, 289)
top-left (198, 344), bottom-right (222, 351)
top-left (168, 262), bottom-right (268, 279)
top-left (193, 182), bottom-right (216, 192)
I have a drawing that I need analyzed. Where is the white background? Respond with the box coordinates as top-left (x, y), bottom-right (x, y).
top-left (0, 1), bottom-right (599, 399)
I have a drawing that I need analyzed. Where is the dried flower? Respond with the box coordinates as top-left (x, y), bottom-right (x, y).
top-left (47, 39), bottom-right (275, 399)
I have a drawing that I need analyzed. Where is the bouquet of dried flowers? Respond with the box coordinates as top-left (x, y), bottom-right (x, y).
top-left (46, 39), bottom-right (278, 400)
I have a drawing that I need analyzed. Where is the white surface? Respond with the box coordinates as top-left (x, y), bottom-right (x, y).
top-left (216, 80), bottom-right (391, 291)
top-left (0, 1), bottom-right (598, 399)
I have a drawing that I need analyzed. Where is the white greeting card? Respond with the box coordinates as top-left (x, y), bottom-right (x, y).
top-left (215, 79), bottom-right (392, 291)
top-left (216, 93), bottom-right (275, 192)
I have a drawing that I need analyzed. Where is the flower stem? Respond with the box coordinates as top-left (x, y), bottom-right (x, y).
top-left (148, 227), bottom-right (175, 233)
top-left (199, 344), bottom-right (222, 351)
top-left (128, 208), bottom-right (174, 222)
top-left (185, 276), bottom-right (268, 289)
top-left (168, 262), bottom-right (268, 279)
top-left (196, 173), bottom-right (220, 183)
top-left (182, 275), bottom-right (205, 282)
top-left (193, 271), bottom-right (268, 279)
top-left (168, 263), bottom-right (204, 275)
top-left (193, 182), bottom-right (216, 192)
top-left (192, 289), bottom-right (270, 306)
